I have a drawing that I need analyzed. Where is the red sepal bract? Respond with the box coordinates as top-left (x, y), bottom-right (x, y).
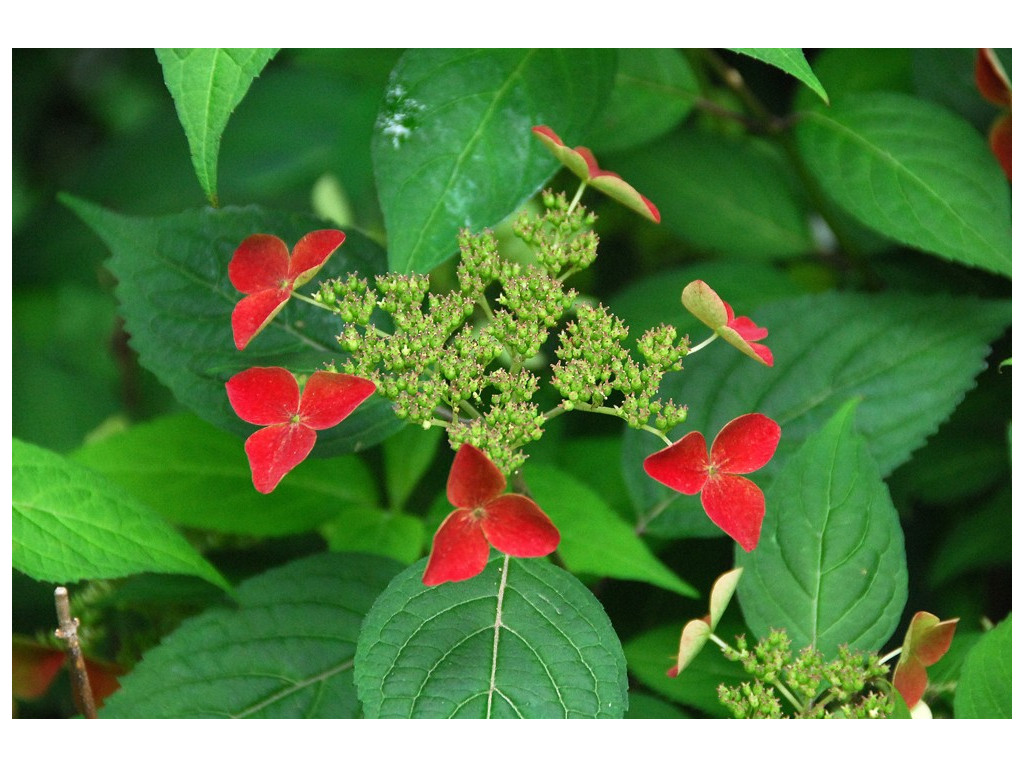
top-left (532, 125), bottom-right (661, 223)
top-left (892, 611), bottom-right (959, 710)
top-left (644, 414), bottom-right (781, 551)
top-left (682, 280), bottom-right (773, 366)
top-left (226, 366), bottom-right (375, 494)
top-left (423, 444), bottom-right (560, 586)
top-left (228, 230), bottom-right (345, 350)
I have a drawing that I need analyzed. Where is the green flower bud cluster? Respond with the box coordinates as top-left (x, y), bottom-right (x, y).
top-left (513, 190), bottom-right (598, 277)
top-left (718, 629), bottom-right (896, 718)
top-left (551, 303), bottom-right (688, 430)
top-left (314, 190), bottom-right (691, 472)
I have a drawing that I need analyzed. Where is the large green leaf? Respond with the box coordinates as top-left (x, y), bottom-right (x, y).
top-left (729, 48), bottom-right (829, 104)
top-left (622, 292), bottom-right (1010, 539)
top-left (611, 129), bottom-right (813, 259)
top-left (156, 48), bottom-right (278, 206)
top-left (355, 553), bottom-right (628, 718)
top-left (736, 401), bottom-right (908, 656)
top-left (100, 552), bottom-right (401, 717)
top-left (587, 48), bottom-right (698, 153)
top-left (61, 195), bottom-right (402, 454)
top-left (373, 48), bottom-right (615, 274)
top-left (12, 438), bottom-right (229, 590)
top-left (73, 413), bottom-right (378, 537)
top-left (954, 614), bottom-right (1011, 718)
top-left (322, 506), bottom-right (426, 565)
top-left (795, 93), bottom-right (1011, 276)
top-left (382, 424), bottom-right (442, 510)
top-left (524, 465), bottom-right (696, 598)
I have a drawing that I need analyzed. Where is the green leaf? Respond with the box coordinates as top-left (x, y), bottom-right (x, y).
top-left (100, 552), bottom-right (402, 717)
top-left (623, 292), bottom-right (1010, 539)
top-left (355, 553), bottom-right (628, 718)
top-left (156, 48), bottom-right (278, 206)
top-left (626, 691), bottom-right (689, 719)
top-left (795, 93), bottom-right (1011, 276)
top-left (322, 506), bottom-right (426, 565)
top-left (373, 48), bottom-right (615, 274)
top-left (729, 48), bottom-right (829, 104)
top-left (587, 48), bottom-right (698, 153)
top-left (382, 425), bottom-right (442, 510)
top-left (792, 49), bottom-right (913, 112)
top-left (524, 465), bottom-right (697, 598)
top-left (73, 413), bottom-right (379, 537)
top-left (610, 129), bottom-right (813, 259)
top-left (624, 623), bottom-right (749, 717)
top-left (12, 438), bottom-right (229, 590)
top-left (928, 486), bottom-right (1011, 588)
top-left (954, 614), bottom-right (1011, 718)
top-left (61, 195), bottom-right (402, 454)
top-left (736, 400), bottom-right (908, 655)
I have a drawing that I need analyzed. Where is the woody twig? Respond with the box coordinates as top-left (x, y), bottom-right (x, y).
top-left (54, 586), bottom-right (97, 718)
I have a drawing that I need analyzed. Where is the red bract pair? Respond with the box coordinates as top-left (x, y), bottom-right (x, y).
top-left (682, 280), bottom-right (773, 366)
top-left (229, 230), bottom-right (345, 350)
top-left (975, 48), bottom-right (1011, 181)
top-left (532, 125), bottom-right (661, 223)
top-left (892, 611), bottom-right (959, 710)
top-left (644, 414), bottom-right (781, 552)
top-left (226, 366), bottom-right (375, 494)
top-left (423, 444), bottom-right (560, 586)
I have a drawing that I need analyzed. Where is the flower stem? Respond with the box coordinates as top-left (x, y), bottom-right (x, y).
top-left (566, 179), bottom-right (588, 215)
top-left (687, 332), bottom-right (719, 355)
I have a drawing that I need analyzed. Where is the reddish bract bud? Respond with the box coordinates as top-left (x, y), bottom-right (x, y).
top-left (532, 125), bottom-right (661, 223)
top-left (644, 414), bottom-right (781, 551)
top-left (892, 611), bottom-right (959, 709)
top-left (228, 230), bottom-right (345, 350)
top-left (682, 281), bottom-right (773, 366)
top-left (423, 444), bottom-right (560, 586)
top-left (226, 366), bottom-right (375, 493)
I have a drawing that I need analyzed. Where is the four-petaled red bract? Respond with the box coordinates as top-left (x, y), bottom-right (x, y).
top-left (682, 280), bottom-right (773, 366)
top-left (226, 366), bottom-right (375, 493)
top-left (423, 444), bottom-right (560, 586)
top-left (229, 230), bottom-right (345, 350)
top-left (643, 414), bottom-right (781, 551)
top-left (532, 125), bottom-right (661, 223)
top-left (892, 611), bottom-right (959, 710)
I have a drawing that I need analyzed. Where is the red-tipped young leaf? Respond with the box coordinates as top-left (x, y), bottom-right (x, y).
top-left (288, 229), bottom-right (346, 287)
top-left (990, 115), bottom-right (1011, 181)
top-left (701, 473), bottom-right (765, 552)
top-left (446, 443), bottom-right (507, 510)
top-left (710, 414), bottom-right (782, 474)
top-left (226, 366), bottom-right (300, 425)
top-left (422, 508), bottom-right (491, 586)
top-left (643, 432), bottom-right (710, 495)
top-left (681, 280), bottom-right (730, 329)
top-left (244, 422), bottom-right (318, 494)
top-left (298, 372), bottom-right (376, 430)
top-left (708, 567), bottom-right (743, 630)
top-left (480, 494), bottom-right (560, 557)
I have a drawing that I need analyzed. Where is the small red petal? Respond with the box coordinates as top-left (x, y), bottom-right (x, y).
top-left (422, 508), bottom-right (491, 586)
top-left (531, 125), bottom-right (565, 146)
top-left (701, 473), bottom-right (765, 552)
top-left (447, 444), bottom-right (507, 510)
top-left (226, 366), bottom-right (300, 425)
top-left (575, 146), bottom-right (604, 180)
top-left (990, 114), bottom-right (1011, 181)
top-left (727, 314), bottom-right (769, 342)
top-left (710, 414), bottom-right (781, 475)
top-left (666, 665), bottom-right (680, 678)
top-left (229, 234), bottom-right (290, 294)
top-left (643, 432), bottom-right (710, 495)
top-left (298, 372), bottom-right (376, 430)
top-left (244, 422), bottom-right (317, 494)
top-left (288, 230), bottom-right (345, 288)
top-left (893, 656), bottom-right (928, 710)
top-left (231, 288), bottom-right (291, 350)
top-left (975, 49), bottom-right (1011, 108)
top-left (748, 341), bottom-right (774, 367)
top-left (639, 194), bottom-right (661, 224)
top-left (480, 494), bottom-right (560, 557)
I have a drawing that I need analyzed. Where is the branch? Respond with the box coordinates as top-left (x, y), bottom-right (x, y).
top-left (54, 586), bottom-right (97, 719)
